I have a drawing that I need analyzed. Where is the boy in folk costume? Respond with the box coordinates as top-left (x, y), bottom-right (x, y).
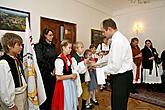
top-left (51, 40), bottom-right (78, 110)
top-left (0, 33), bottom-right (27, 110)
top-left (72, 41), bottom-right (90, 110)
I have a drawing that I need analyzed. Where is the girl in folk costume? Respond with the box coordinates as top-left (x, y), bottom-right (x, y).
top-left (141, 39), bottom-right (161, 91)
top-left (90, 44), bottom-right (98, 60)
top-left (51, 40), bottom-right (78, 110)
top-left (96, 36), bottom-right (110, 56)
top-left (84, 49), bottom-right (99, 107)
top-left (130, 37), bottom-right (142, 93)
top-left (0, 33), bottom-right (27, 110)
top-left (96, 37), bottom-right (111, 91)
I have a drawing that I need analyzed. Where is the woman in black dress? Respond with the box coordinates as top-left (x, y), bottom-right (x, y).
top-left (35, 28), bottom-right (57, 110)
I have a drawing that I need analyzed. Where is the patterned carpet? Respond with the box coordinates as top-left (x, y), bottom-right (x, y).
top-left (93, 88), bottom-right (165, 110)
top-left (93, 84), bottom-right (165, 109)
top-left (130, 87), bottom-right (165, 108)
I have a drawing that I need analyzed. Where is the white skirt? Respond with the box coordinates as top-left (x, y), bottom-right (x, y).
top-left (142, 61), bottom-right (161, 84)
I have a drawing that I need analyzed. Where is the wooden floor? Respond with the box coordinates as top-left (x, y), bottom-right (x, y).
top-left (92, 90), bottom-right (165, 110)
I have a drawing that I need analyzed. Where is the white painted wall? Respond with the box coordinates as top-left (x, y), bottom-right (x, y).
top-left (1, 0), bottom-right (164, 54)
top-left (0, 0), bottom-right (110, 49)
top-left (112, 1), bottom-right (165, 54)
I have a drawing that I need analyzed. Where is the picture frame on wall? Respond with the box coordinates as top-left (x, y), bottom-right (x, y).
top-left (0, 6), bottom-right (30, 32)
top-left (91, 29), bottom-right (104, 47)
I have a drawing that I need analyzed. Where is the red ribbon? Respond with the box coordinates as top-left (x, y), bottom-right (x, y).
top-left (60, 53), bottom-right (72, 71)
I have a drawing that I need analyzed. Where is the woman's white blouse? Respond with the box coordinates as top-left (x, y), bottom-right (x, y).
top-left (55, 58), bottom-right (78, 75)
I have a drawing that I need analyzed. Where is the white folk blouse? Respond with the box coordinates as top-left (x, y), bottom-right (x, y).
top-left (0, 59), bottom-right (27, 108)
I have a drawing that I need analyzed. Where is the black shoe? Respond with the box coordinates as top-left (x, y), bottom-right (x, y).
top-left (100, 87), bottom-right (104, 91)
top-left (146, 88), bottom-right (151, 92)
top-left (100, 85), bottom-right (106, 91)
top-left (86, 103), bottom-right (93, 109)
top-left (90, 99), bottom-right (99, 105)
top-left (131, 89), bottom-right (139, 94)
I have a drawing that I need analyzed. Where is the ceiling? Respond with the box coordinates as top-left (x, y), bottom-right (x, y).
top-left (75, 0), bottom-right (165, 15)
top-left (94, 0), bottom-right (164, 11)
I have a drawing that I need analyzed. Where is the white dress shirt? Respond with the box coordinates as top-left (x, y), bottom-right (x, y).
top-left (103, 31), bottom-right (133, 75)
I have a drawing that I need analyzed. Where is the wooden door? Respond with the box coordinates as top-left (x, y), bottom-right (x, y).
top-left (40, 17), bottom-right (76, 54)
top-left (64, 23), bottom-right (76, 43)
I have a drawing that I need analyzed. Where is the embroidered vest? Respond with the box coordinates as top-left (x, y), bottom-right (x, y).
top-left (0, 53), bottom-right (23, 88)
top-left (73, 53), bottom-right (82, 63)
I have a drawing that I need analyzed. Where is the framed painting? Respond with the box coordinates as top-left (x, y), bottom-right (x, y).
top-left (0, 6), bottom-right (30, 32)
top-left (91, 29), bottom-right (104, 47)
